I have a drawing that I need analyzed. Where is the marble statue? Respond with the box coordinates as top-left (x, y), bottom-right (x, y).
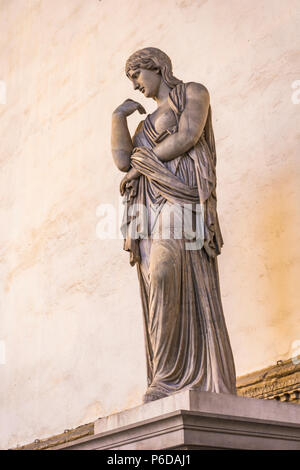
top-left (111, 47), bottom-right (236, 403)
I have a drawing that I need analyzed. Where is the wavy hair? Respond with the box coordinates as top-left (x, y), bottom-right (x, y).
top-left (125, 47), bottom-right (182, 89)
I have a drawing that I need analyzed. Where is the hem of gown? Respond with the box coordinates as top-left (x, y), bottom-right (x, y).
top-left (143, 383), bottom-right (237, 404)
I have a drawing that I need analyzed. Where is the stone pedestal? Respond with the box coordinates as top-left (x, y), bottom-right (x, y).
top-left (54, 391), bottom-right (300, 450)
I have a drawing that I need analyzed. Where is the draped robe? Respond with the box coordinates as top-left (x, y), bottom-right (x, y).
top-left (121, 83), bottom-right (236, 401)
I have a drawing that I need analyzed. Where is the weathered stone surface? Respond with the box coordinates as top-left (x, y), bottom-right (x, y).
top-left (52, 391), bottom-right (300, 450)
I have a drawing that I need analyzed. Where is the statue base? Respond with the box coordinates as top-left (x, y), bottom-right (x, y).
top-left (54, 391), bottom-right (300, 450)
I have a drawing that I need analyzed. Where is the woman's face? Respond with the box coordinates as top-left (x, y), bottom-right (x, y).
top-left (127, 67), bottom-right (162, 98)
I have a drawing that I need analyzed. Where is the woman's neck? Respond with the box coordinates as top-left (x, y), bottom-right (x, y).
top-left (154, 79), bottom-right (172, 107)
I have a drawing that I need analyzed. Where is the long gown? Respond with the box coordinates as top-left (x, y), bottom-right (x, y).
top-left (121, 82), bottom-right (236, 401)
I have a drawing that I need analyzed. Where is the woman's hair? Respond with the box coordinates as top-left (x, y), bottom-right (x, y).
top-left (125, 47), bottom-right (182, 89)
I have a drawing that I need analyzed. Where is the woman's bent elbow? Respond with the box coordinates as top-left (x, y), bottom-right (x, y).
top-left (118, 163), bottom-right (130, 172)
top-left (112, 150), bottom-right (131, 172)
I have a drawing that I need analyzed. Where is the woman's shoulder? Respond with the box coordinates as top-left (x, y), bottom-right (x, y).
top-left (184, 81), bottom-right (210, 98)
top-left (169, 82), bottom-right (210, 114)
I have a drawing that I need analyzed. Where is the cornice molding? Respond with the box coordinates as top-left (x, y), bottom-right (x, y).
top-left (16, 423), bottom-right (93, 450)
top-left (237, 358), bottom-right (300, 403)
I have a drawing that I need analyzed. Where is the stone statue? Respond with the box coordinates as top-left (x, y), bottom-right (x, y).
top-left (111, 47), bottom-right (236, 403)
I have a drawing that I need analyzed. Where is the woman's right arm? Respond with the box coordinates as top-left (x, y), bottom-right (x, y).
top-left (111, 99), bottom-right (146, 172)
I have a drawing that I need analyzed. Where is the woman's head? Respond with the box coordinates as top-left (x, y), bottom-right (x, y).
top-left (125, 47), bottom-right (182, 91)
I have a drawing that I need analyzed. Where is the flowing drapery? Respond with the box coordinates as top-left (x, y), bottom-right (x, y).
top-left (121, 83), bottom-right (236, 400)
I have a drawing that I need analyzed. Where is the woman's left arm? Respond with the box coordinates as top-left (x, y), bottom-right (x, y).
top-left (154, 83), bottom-right (210, 162)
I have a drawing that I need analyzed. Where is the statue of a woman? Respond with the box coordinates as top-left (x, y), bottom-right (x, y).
top-left (111, 47), bottom-right (236, 403)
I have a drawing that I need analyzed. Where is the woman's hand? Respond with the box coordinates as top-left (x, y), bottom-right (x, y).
top-left (113, 99), bottom-right (146, 118)
top-left (120, 173), bottom-right (129, 196)
top-left (120, 168), bottom-right (140, 196)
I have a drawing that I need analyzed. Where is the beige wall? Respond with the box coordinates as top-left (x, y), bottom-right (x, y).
top-left (0, 0), bottom-right (299, 449)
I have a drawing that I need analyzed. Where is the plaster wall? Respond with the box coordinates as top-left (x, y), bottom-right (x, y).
top-left (0, 0), bottom-right (299, 448)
